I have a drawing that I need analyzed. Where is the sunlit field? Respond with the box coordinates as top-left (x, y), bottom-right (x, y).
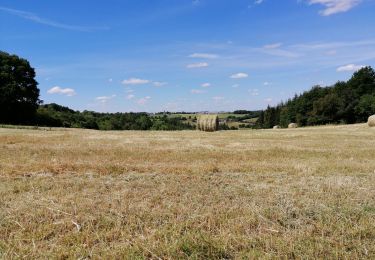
top-left (1, 125), bottom-right (375, 259)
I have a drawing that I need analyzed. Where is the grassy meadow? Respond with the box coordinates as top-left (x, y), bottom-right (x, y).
top-left (1, 125), bottom-right (375, 258)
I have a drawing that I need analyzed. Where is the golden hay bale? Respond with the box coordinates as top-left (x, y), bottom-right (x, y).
top-left (197, 114), bottom-right (219, 132)
top-left (273, 125), bottom-right (280, 129)
top-left (368, 115), bottom-right (375, 127)
top-left (288, 123), bottom-right (298, 128)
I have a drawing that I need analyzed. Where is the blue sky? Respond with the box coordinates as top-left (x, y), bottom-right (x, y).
top-left (1, 0), bottom-right (375, 112)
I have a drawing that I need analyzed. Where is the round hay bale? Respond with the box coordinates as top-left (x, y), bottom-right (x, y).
top-left (288, 123), bottom-right (298, 128)
top-left (368, 115), bottom-right (375, 127)
top-left (273, 125), bottom-right (280, 129)
top-left (197, 114), bottom-right (219, 132)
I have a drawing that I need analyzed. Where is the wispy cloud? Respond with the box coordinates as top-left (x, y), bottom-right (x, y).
top-left (126, 94), bottom-right (135, 100)
top-left (47, 86), bottom-right (76, 96)
top-left (291, 40), bottom-right (375, 50)
top-left (137, 96), bottom-right (151, 105)
top-left (212, 96), bottom-right (225, 101)
top-left (308, 0), bottom-right (361, 16)
top-left (249, 89), bottom-right (259, 96)
top-left (96, 95), bottom-right (116, 104)
top-left (326, 50), bottom-right (337, 55)
top-left (264, 98), bottom-right (273, 103)
top-left (261, 43), bottom-right (300, 58)
top-left (263, 43), bottom-right (282, 49)
top-left (192, 0), bottom-right (201, 6)
top-left (187, 62), bottom-right (209, 68)
top-left (0, 6), bottom-right (109, 32)
top-left (189, 53), bottom-right (219, 59)
top-left (153, 81), bottom-right (168, 87)
top-left (254, 0), bottom-right (265, 4)
top-left (336, 64), bottom-right (365, 72)
top-left (201, 83), bottom-right (211, 88)
top-left (191, 89), bottom-right (206, 94)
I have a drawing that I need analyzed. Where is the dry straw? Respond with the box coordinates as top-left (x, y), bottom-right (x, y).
top-left (197, 114), bottom-right (219, 132)
top-left (368, 115), bottom-right (375, 127)
top-left (288, 123), bottom-right (298, 128)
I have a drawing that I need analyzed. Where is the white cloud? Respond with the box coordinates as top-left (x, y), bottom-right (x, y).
top-left (249, 89), bottom-right (259, 96)
top-left (108, 78), bottom-right (113, 82)
top-left (230, 73), bottom-right (248, 79)
top-left (96, 95), bottom-right (116, 104)
top-left (201, 83), bottom-right (211, 88)
top-left (191, 89), bottom-right (206, 94)
top-left (263, 81), bottom-right (270, 86)
top-left (189, 53), bottom-right (219, 59)
top-left (153, 81), bottom-right (167, 87)
top-left (308, 0), bottom-right (361, 16)
top-left (254, 0), bottom-right (265, 4)
top-left (212, 96), bottom-right (225, 101)
top-left (137, 96), bottom-right (151, 105)
top-left (265, 98), bottom-right (273, 103)
top-left (187, 62), bottom-right (209, 69)
top-left (47, 86), bottom-right (76, 96)
top-left (263, 43), bottom-right (282, 49)
top-left (126, 94), bottom-right (135, 100)
top-left (336, 64), bottom-right (365, 72)
top-left (231, 84), bottom-right (239, 88)
top-left (122, 78), bottom-right (150, 85)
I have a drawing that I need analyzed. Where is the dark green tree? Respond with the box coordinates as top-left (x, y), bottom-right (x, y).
top-left (279, 107), bottom-right (290, 127)
top-left (310, 93), bottom-right (344, 124)
top-left (256, 111), bottom-right (265, 128)
top-left (0, 51), bottom-right (41, 124)
top-left (355, 94), bottom-right (375, 121)
top-left (263, 106), bottom-right (277, 128)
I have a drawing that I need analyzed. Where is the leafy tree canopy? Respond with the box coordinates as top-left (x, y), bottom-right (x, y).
top-left (0, 51), bottom-right (41, 124)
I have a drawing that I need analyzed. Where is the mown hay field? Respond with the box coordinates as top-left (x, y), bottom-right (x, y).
top-left (1, 124), bottom-right (375, 259)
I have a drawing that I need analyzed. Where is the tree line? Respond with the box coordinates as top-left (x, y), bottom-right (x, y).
top-left (35, 103), bottom-right (194, 130)
top-left (257, 67), bottom-right (375, 128)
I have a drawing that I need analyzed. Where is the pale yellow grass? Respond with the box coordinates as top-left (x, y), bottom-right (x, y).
top-left (0, 124), bottom-right (375, 259)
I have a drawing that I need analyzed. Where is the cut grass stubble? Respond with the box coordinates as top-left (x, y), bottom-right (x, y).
top-left (0, 124), bottom-right (375, 258)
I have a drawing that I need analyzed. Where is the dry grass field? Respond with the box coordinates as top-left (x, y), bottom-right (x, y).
top-left (1, 124), bottom-right (375, 259)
